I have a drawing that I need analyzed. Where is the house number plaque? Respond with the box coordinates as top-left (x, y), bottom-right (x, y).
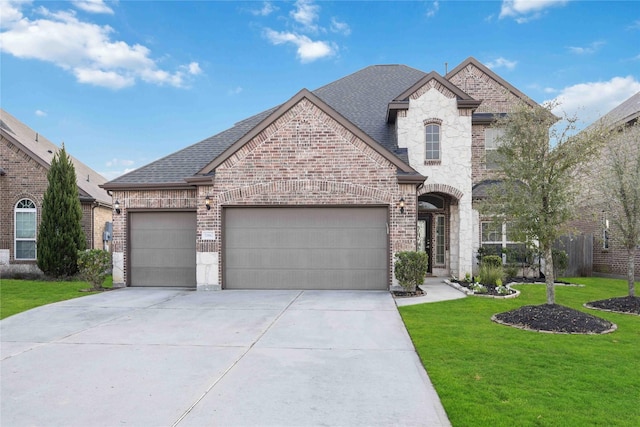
top-left (202, 231), bottom-right (216, 241)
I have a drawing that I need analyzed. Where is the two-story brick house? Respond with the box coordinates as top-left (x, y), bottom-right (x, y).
top-left (103, 57), bottom-right (539, 290)
top-left (1, 109), bottom-right (113, 276)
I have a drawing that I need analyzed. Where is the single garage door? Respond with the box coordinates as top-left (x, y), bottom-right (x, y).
top-left (129, 212), bottom-right (196, 287)
top-left (224, 207), bottom-right (388, 290)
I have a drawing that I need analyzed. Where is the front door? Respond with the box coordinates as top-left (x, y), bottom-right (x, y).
top-left (417, 215), bottom-right (433, 274)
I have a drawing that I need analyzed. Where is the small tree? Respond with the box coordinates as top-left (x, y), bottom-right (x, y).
top-left (394, 251), bottom-right (429, 292)
top-left (481, 102), bottom-right (606, 304)
top-left (599, 123), bottom-right (640, 296)
top-left (37, 145), bottom-right (86, 277)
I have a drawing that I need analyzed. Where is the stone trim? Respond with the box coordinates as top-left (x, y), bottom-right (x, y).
top-left (418, 183), bottom-right (464, 201)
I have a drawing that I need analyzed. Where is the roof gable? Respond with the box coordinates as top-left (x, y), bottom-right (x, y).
top-left (446, 57), bottom-right (538, 110)
top-left (0, 109), bottom-right (111, 205)
top-left (387, 71), bottom-right (480, 122)
top-left (196, 89), bottom-right (420, 176)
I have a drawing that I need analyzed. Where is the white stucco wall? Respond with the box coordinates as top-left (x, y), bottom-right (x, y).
top-left (397, 88), bottom-right (474, 278)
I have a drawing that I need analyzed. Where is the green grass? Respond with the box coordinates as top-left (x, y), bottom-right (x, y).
top-left (400, 277), bottom-right (640, 427)
top-left (0, 275), bottom-right (112, 320)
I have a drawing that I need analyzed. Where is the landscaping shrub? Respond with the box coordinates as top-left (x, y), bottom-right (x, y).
top-left (77, 249), bottom-right (111, 290)
top-left (478, 263), bottom-right (505, 286)
top-left (394, 251), bottom-right (429, 291)
top-left (553, 249), bottom-right (568, 276)
top-left (504, 264), bottom-right (519, 279)
top-left (482, 255), bottom-right (503, 268)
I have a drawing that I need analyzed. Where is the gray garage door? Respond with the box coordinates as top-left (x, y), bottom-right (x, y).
top-left (129, 212), bottom-right (196, 287)
top-left (224, 207), bottom-right (388, 290)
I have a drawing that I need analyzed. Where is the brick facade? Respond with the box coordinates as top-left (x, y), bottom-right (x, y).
top-left (1, 136), bottom-right (109, 275)
top-left (111, 97), bottom-right (416, 289)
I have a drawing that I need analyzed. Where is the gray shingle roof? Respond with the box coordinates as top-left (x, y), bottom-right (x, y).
top-left (599, 91), bottom-right (640, 128)
top-left (106, 65), bottom-right (428, 186)
top-left (0, 108), bottom-right (111, 205)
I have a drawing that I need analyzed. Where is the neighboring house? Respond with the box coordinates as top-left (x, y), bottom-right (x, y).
top-left (571, 92), bottom-right (640, 278)
top-left (0, 109), bottom-right (113, 275)
top-left (103, 57), bottom-right (540, 290)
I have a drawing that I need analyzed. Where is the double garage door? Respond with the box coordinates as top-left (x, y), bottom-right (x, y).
top-left (224, 207), bottom-right (388, 290)
top-left (129, 207), bottom-right (388, 290)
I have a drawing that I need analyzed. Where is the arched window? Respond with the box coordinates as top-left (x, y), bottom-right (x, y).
top-left (15, 199), bottom-right (37, 260)
top-left (418, 195), bottom-right (444, 211)
top-left (425, 124), bottom-right (441, 160)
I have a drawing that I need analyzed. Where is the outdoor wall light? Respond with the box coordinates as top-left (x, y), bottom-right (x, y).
top-left (398, 197), bottom-right (405, 214)
top-left (114, 200), bottom-right (121, 215)
top-left (205, 196), bottom-right (211, 211)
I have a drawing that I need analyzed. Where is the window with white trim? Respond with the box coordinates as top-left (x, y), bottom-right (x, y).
top-left (425, 124), bottom-right (441, 160)
top-left (485, 128), bottom-right (505, 169)
top-left (481, 221), bottom-right (527, 263)
top-left (15, 199), bottom-right (37, 260)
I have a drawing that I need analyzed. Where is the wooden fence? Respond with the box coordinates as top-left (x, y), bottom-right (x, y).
top-left (554, 234), bottom-right (593, 277)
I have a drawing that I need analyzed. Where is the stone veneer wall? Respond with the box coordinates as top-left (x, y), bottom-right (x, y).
top-left (199, 98), bottom-right (416, 290)
top-left (396, 86), bottom-right (473, 277)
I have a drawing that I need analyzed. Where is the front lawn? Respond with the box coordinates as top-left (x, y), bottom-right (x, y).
top-left (0, 276), bottom-right (112, 320)
top-left (400, 277), bottom-right (640, 427)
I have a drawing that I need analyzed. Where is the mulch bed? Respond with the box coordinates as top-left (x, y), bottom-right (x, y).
top-left (493, 304), bottom-right (616, 334)
top-left (585, 296), bottom-right (640, 315)
top-left (392, 288), bottom-right (425, 298)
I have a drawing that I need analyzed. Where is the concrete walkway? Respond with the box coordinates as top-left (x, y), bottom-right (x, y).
top-left (1, 288), bottom-right (451, 426)
top-left (395, 277), bottom-right (467, 307)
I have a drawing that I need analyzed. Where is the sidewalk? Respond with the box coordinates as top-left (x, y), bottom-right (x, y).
top-left (395, 277), bottom-right (467, 307)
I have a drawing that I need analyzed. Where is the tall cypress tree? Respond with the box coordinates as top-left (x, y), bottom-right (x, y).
top-left (37, 144), bottom-right (86, 277)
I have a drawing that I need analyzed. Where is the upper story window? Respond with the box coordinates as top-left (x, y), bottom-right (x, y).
top-left (15, 199), bottom-right (37, 260)
top-left (485, 128), bottom-right (505, 169)
top-left (425, 124), bottom-right (441, 161)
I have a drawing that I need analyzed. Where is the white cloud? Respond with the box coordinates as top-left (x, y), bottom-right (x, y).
top-left (264, 29), bottom-right (335, 63)
top-left (290, 0), bottom-right (320, 32)
top-left (546, 76), bottom-right (640, 126)
top-left (486, 57), bottom-right (518, 70)
top-left (72, 0), bottom-right (114, 15)
top-left (228, 86), bottom-right (243, 95)
top-left (426, 1), bottom-right (440, 18)
top-left (35, 109), bottom-right (47, 117)
top-left (330, 18), bottom-right (350, 36)
top-left (0, 2), bottom-right (199, 89)
top-left (250, 2), bottom-right (277, 17)
top-left (105, 158), bottom-right (135, 167)
top-left (184, 62), bottom-right (202, 75)
top-left (101, 167), bottom-right (136, 180)
top-left (568, 41), bottom-right (605, 55)
top-left (628, 19), bottom-right (640, 30)
top-left (499, 0), bottom-right (568, 22)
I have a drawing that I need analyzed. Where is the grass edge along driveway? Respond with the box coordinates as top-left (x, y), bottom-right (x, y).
top-left (400, 277), bottom-right (640, 427)
top-left (0, 276), bottom-right (112, 320)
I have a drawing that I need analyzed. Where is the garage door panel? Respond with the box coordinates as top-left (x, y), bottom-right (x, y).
top-left (226, 228), bottom-right (386, 249)
top-left (225, 207), bottom-right (388, 290)
top-left (129, 212), bottom-right (196, 287)
top-left (226, 248), bottom-right (387, 270)
top-left (131, 230), bottom-right (196, 249)
top-left (225, 268), bottom-right (387, 290)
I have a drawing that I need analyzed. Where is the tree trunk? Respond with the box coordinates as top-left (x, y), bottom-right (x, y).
top-left (544, 246), bottom-right (555, 304)
top-left (628, 248), bottom-right (636, 297)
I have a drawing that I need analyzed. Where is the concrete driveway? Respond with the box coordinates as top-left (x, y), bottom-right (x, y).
top-left (1, 288), bottom-right (451, 426)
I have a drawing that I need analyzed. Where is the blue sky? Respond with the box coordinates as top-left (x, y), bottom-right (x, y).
top-left (1, 0), bottom-right (639, 180)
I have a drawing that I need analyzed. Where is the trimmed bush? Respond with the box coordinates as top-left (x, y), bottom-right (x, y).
top-left (77, 249), bottom-right (111, 290)
top-left (482, 255), bottom-right (503, 268)
top-left (394, 251), bottom-right (429, 291)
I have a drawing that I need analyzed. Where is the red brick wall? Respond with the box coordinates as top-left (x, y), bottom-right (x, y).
top-left (207, 98), bottom-right (416, 287)
top-left (1, 137), bottom-right (48, 265)
top-left (1, 137), bottom-right (104, 269)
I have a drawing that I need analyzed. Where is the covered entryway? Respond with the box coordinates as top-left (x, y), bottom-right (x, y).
top-left (129, 211), bottom-right (196, 287)
top-left (224, 207), bottom-right (388, 290)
